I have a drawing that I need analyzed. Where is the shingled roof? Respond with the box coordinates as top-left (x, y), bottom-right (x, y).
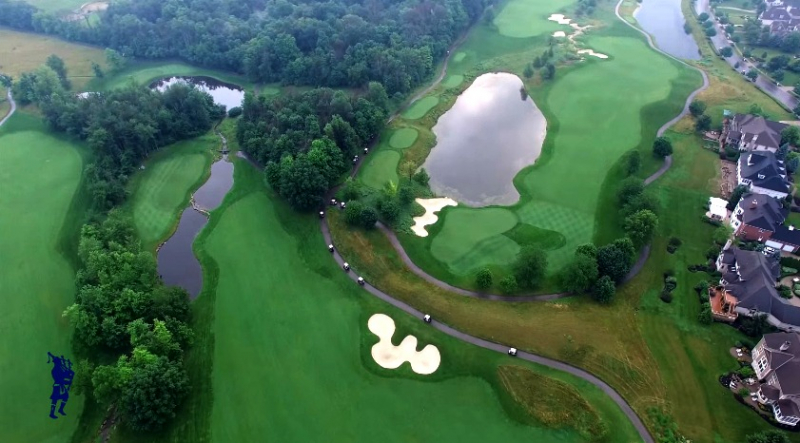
top-left (735, 192), bottom-right (787, 231)
top-left (730, 114), bottom-right (788, 151)
top-left (762, 332), bottom-right (800, 397)
top-left (739, 152), bottom-right (791, 193)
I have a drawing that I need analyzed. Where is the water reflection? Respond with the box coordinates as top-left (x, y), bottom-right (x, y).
top-left (422, 72), bottom-right (547, 207)
top-left (635, 0), bottom-right (700, 60)
top-left (151, 76), bottom-right (244, 110)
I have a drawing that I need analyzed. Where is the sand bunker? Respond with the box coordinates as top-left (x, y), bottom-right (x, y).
top-left (548, 14), bottom-right (572, 25)
top-left (368, 314), bottom-right (441, 375)
top-left (552, 31), bottom-right (566, 37)
top-left (578, 49), bottom-right (609, 59)
top-left (80, 2), bottom-right (108, 13)
top-left (410, 197), bottom-right (457, 237)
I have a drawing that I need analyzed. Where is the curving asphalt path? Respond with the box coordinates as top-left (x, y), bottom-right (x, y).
top-left (0, 88), bottom-right (16, 128)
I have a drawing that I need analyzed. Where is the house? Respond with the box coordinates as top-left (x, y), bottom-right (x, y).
top-left (738, 152), bottom-right (791, 199)
top-left (716, 246), bottom-right (800, 330)
top-left (751, 332), bottom-right (800, 427)
top-left (725, 114), bottom-right (789, 153)
top-left (730, 192), bottom-right (787, 241)
top-left (768, 225), bottom-right (800, 253)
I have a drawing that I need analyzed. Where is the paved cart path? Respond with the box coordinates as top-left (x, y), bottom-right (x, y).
top-left (0, 89), bottom-right (16, 128)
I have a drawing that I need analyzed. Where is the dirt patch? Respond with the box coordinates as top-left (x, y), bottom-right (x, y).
top-left (718, 160), bottom-right (736, 198)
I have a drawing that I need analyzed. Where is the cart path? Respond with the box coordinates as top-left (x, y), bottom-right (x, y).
top-left (315, 6), bottom-right (719, 441)
top-left (0, 89), bottom-right (16, 128)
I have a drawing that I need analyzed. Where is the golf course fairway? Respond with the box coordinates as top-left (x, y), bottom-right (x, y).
top-left (202, 161), bottom-right (640, 442)
top-left (0, 113), bottom-right (85, 442)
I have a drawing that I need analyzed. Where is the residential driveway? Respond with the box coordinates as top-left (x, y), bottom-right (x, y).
top-left (696, 0), bottom-right (799, 110)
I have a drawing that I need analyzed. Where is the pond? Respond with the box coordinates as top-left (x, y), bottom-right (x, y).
top-left (157, 155), bottom-right (235, 298)
top-left (421, 72), bottom-right (547, 207)
top-left (635, 0), bottom-right (700, 60)
top-left (151, 76), bottom-right (244, 110)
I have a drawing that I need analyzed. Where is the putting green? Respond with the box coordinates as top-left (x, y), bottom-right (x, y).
top-left (430, 208), bottom-right (518, 270)
top-left (494, 0), bottom-right (577, 38)
top-left (361, 150), bottom-right (400, 190)
top-left (403, 96), bottom-right (439, 120)
top-left (388, 128), bottom-right (418, 149)
top-left (129, 135), bottom-right (214, 250)
top-left (205, 164), bottom-right (587, 442)
top-left (443, 75), bottom-right (464, 89)
top-left (452, 52), bottom-right (467, 63)
top-left (0, 114), bottom-right (84, 443)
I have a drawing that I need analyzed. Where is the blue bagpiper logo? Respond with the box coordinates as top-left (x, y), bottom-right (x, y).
top-left (47, 352), bottom-right (74, 419)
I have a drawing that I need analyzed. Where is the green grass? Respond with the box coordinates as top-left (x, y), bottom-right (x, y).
top-left (21, 0), bottom-right (86, 13)
top-left (127, 132), bottom-right (216, 252)
top-left (443, 74), bottom-right (464, 88)
top-left (360, 150), bottom-right (400, 189)
top-left (493, 0), bottom-right (576, 38)
top-left (402, 96), bottom-right (439, 120)
top-left (0, 112), bottom-right (86, 443)
top-left (452, 52), bottom-right (467, 63)
top-left (430, 207), bottom-right (519, 273)
top-left (90, 61), bottom-right (262, 93)
top-left (503, 223), bottom-right (567, 251)
top-left (388, 128), bottom-right (418, 149)
top-left (717, 7), bottom-right (756, 25)
top-left (195, 158), bottom-right (641, 442)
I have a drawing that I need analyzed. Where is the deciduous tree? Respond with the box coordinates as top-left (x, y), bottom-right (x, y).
top-left (513, 246), bottom-right (548, 289)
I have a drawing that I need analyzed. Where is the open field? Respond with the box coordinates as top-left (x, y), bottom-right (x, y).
top-left (158, 158), bottom-right (641, 443)
top-left (493, 0), bottom-right (576, 38)
top-left (357, 1), bottom-right (702, 290)
top-left (0, 112), bottom-right (86, 442)
top-left (0, 27), bottom-right (107, 91)
top-left (127, 132), bottom-right (216, 252)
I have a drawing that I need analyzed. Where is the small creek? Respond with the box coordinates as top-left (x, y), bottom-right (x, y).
top-left (422, 72), bottom-right (546, 207)
top-left (156, 133), bottom-right (234, 298)
top-left (634, 0), bottom-right (700, 60)
top-left (150, 76), bottom-right (244, 110)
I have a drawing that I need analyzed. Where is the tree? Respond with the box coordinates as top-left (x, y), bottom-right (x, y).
top-left (626, 151), bottom-right (641, 175)
top-left (776, 143), bottom-right (789, 160)
top-left (720, 46), bottom-right (733, 57)
top-left (542, 63), bottom-right (555, 80)
top-left (746, 68), bottom-right (758, 81)
top-left (617, 177), bottom-right (644, 205)
top-left (781, 126), bottom-right (800, 146)
top-left (377, 196), bottom-right (400, 223)
top-left (339, 178), bottom-right (362, 201)
top-left (698, 12), bottom-right (709, 21)
top-left (575, 243), bottom-right (598, 258)
top-left (695, 114), bottom-right (712, 132)
top-left (727, 185), bottom-right (748, 210)
top-left (499, 275), bottom-right (518, 293)
top-left (513, 246), bottom-right (548, 289)
top-left (689, 100), bottom-right (707, 117)
top-left (0, 73), bottom-right (11, 88)
top-left (557, 254), bottom-right (599, 293)
top-left (91, 62), bottom-right (104, 78)
top-left (788, 156), bottom-right (800, 174)
top-left (45, 54), bottom-right (70, 89)
top-left (596, 238), bottom-right (636, 283)
top-left (773, 69), bottom-right (785, 83)
top-left (413, 168), bottom-right (430, 186)
top-left (475, 268), bottom-right (493, 290)
top-left (359, 206), bottom-right (378, 229)
top-left (592, 275), bottom-right (615, 304)
top-left (713, 225), bottom-right (733, 245)
top-left (523, 64), bottom-right (534, 79)
top-left (746, 430), bottom-right (791, 443)
top-left (105, 48), bottom-right (126, 72)
top-left (705, 27), bottom-right (717, 37)
top-left (624, 210), bottom-right (658, 246)
top-left (652, 136), bottom-right (673, 158)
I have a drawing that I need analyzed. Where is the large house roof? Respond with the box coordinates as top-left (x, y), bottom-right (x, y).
top-left (762, 332), bottom-right (800, 396)
top-left (736, 192), bottom-right (786, 231)
top-left (773, 225), bottom-right (800, 246)
top-left (762, 6), bottom-right (800, 21)
top-left (731, 114), bottom-right (788, 151)
top-left (739, 152), bottom-right (790, 193)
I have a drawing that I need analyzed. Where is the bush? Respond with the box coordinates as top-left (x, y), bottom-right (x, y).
top-left (694, 280), bottom-right (709, 295)
top-left (779, 285), bottom-right (793, 299)
top-left (377, 197), bottom-right (400, 223)
top-left (738, 366), bottom-right (755, 378)
top-left (653, 136), bottom-right (673, 158)
top-left (664, 276), bottom-right (677, 292)
top-left (227, 106), bottom-right (242, 118)
top-left (660, 290), bottom-right (674, 303)
top-left (667, 237), bottom-right (682, 253)
top-left (698, 303), bottom-right (713, 324)
top-left (499, 275), bottom-right (518, 294)
top-left (706, 245), bottom-right (722, 260)
top-left (780, 256), bottom-right (800, 269)
top-left (698, 12), bottom-right (709, 21)
top-left (475, 268), bottom-right (493, 290)
top-left (413, 168), bottom-right (430, 186)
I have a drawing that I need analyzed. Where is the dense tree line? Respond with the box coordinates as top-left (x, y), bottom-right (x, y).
top-left (238, 83), bottom-right (389, 209)
top-left (0, 0), bottom-right (486, 95)
top-left (13, 62), bottom-right (224, 211)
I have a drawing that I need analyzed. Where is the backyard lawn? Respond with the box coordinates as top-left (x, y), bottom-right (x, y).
top-left (0, 113), bottom-right (86, 443)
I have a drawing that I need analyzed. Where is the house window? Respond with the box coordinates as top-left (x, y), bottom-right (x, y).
top-left (759, 229), bottom-right (765, 233)
top-left (758, 356), bottom-right (768, 373)
top-left (758, 174), bottom-right (766, 179)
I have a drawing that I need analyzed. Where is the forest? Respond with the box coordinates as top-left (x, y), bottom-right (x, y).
top-left (0, 0), bottom-right (487, 95)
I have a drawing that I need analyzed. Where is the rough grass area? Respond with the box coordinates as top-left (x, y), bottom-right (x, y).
top-left (443, 74), bottom-right (464, 88)
top-left (0, 113), bottom-right (86, 442)
top-left (127, 131), bottom-right (216, 252)
top-left (493, 0), bottom-right (577, 38)
top-left (21, 0), bottom-right (86, 13)
top-left (361, 150), bottom-right (400, 189)
top-left (388, 127), bottom-right (418, 149)
top-left (503, 223), bottom-right (566, 251)
top-left (171, 157), bottom-right (642, 443)
top-left (0, 28), bottom-right (107, 91)
top-left (402, 96), bottom-right (439, 119)
top-left (90, 61), bottom-right (261, 93)
top-left (498, 365), bottom-right (607, 442)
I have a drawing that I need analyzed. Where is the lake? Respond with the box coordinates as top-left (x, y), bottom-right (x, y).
top-left (635, 0), bottom-right (700, 60)
top-left (151, 76), bottom-right (244, 110)
top-left (422, 72), bottom-right (547, 207)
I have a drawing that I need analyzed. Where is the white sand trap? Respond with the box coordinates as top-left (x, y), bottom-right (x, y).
top-left (368, 313), bottom-right (441, 375)
top-left (410, 197), bottom-right (457, 237)
top-left (552, 31), bottom-right (566, 37)
top-left (578, 49), bottom-right (609, 59)
top-left (548, 14), bottom-right (572, 25)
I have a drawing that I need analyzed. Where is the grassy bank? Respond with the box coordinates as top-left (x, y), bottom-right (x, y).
top-left (90, 61), bottom-right (266, 94)
top-left (0, 112), bottom-right (87, 442)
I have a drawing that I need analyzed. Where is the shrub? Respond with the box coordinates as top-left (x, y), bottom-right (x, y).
top-left (377, 197), bottom-right (400, 223)
top-left (780, 256), bottom-right (800, 269)
top-left (592, 276), bottom-right (616, 304)
top-left (499, 275), bottom-right (518, 294)
top-left (475, 268), bottom-right (493, 290)
top-left (706, 245), bottom-right (722, 260)
top-left (412, 168), bottom-right (430, 186)
top-left (698, 12), bottom-right (709, 21)
top-left (779, 285), bottom-right (793, 299)
top-left (653, 136), bottom-right (673, 158)
top-left (227, 106), bottom-right (242, 118)
top-left (698, 304), bottom-right (713, 324)
top-left (339, 178), bottom-right (362, 201)
top-left (344, 201), bottom-right (365, 227)
top-left (660, 290), bottom-right (673, 303)
top-left (664, 269), bottom-right (675, 278)
top-left (738, 366), bottom-right (755, 378)
top-left (664, 276), bottom-right (677, 292)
